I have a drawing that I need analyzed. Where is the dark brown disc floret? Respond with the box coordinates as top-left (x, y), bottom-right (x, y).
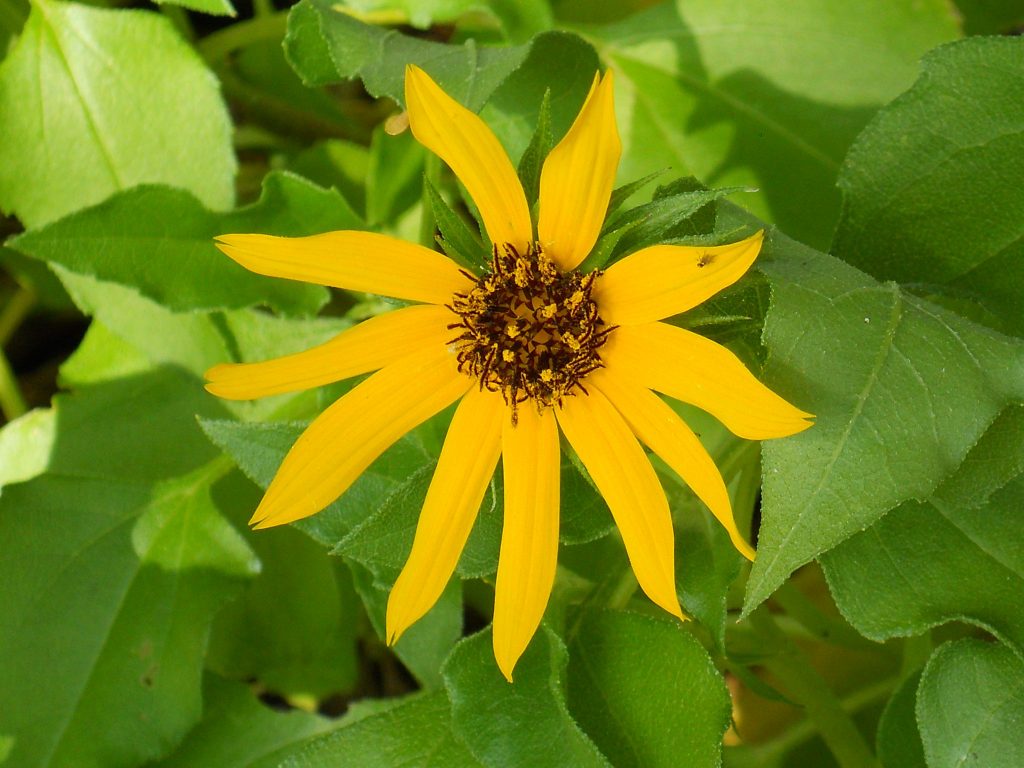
top-left (448, 243), bottom-right (614, 422)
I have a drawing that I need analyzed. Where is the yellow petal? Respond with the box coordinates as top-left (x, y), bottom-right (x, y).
top-left (595, 231), bottom-right (765, 325)
top-left (386, 388), bottom-right (503, 644)
top-left (604, 323), bottom-right (814, 441)
top-left (215, 230), bottom-right (471, 304)
top-left (538, 71), bottom-right (621, 271)
top-left (556, 389), bottom-right (684, 621)
top-left (590, 368), bottom-right (756, 561)
top-left (205, 304), bottom-right (455, 400)
top-left (492, 405), bottom-right (560, 682)
top-left (405, 65), bottom-right (532, 253)
top-left (250, 347), bottom-right (471, 529)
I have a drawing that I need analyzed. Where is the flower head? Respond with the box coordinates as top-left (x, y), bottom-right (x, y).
top-left (206, 65), bottom-right (813, 681)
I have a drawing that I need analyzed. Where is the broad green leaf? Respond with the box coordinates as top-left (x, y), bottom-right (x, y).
top-left (9, 172), bottom-right (358, 314)
top-left (0, 371), bottom-right (258, 768)
top-left (281, 691), bottom-right (481, 768)
top-left (282, 0), bottom-right (339, 88)
top-left (333, 0), bottom-right (554, 39)
top-left (55, 266), bottom-right (347, 394)
top-left (198, 418), bottom-right (436, 547)
top-left (443, 628), bottom-right (611, 767)
top-left (659, 407), bottom-right (747, 649)
top-left (877, 672), bottom-right (926, 768)
top-left (335, 452), bottom-right (612, 579)
top-left (746, 231), bottom-right (1024, 613)
top-left (832, 37), bottom-right (1024, 337)
top-left (46, 371), bottom-right (228, 482)
top-left (0, 0), bottom-right (235, 228)
top-left (151, 675), bottom-right (347, 768)
top-left (154, 0), bottom-right (235, 17)
top-left (821, 407), bottom-right (1024, 654)
top-left (59, 271), bottom-right (233, 378)
top-left (335, 0), bottom-right (495, 30)
top-left (917, 639), bottom-right (1024, 768)
top-left (480, 31), bottom-right (599, 164)
top-left (284, 0), bottom-right (530, 110)
top-left (350, 561), bottom-right (463, 688)
top-left (206, 485), bottom-right (361, 700)
top-left (566, 610), bottom-right (731, 768)
top-left (587, 0), bottom-right (959, 248)
top-left (59, 320), bottom-right (156, 387)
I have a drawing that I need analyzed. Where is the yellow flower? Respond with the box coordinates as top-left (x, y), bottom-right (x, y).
top-left (206, 65), bottom-right (813, 681)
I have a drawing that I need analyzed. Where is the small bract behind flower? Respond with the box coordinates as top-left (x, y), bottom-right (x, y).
top-left (205, 64), bottom-right (813, 681)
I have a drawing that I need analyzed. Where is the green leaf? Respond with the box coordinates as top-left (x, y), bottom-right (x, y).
top-left (0, 370), bottom-right (258, 768)
top-left (820, 406), bottom-right (1024, 654)
top-left (0, 0), bottom-right (235, 228)
top-left (54, 262), bottom-right (347, 398)
top-left (9, 172), bottom-right (362, 314)
top-left (0, 407), bottom-right (54, 489)
top-left (425, 177), bottom-right (489, 269)
top-left (588, 0), bottom-right (959, 248)
top-left (150, 675), bottom-right (347, 768)
top-left (566, 610), bottom-right (731, 768)
top-left (877, 672), bottom-right (926, 768)
top-left (284, 0), bottom-right (530, 110)
top-left (334, 445), bottom-right (613, 579)
top-left (206, 490), bottom-right (361, 700)
top-left (349, 561), bottom-right (463, 689)
top-left (658, 409), bottom-right (747, 648)
top-left (746, 231), bottom-right (1024, 613)
top-left (917, 639), bottom-right (1024, 768)
top-left (58, 274), bottom-right (235, 379)
top-left (481, 31), bottom-right (599, 165)
top-left (443, 628), bottom-right (611, 767)
top-left (154, 0), bottom-right (235, 17)
top-left (832, 37), bottom-right (1024, 337)
top-left (590, 182), bottom-right (744, 268)
top-left (515, 88), bottom-right (552, 207)
top-left (198, 417), bottom-right (437, 547)
top-left (282, 0), bottom-right (339, 88)
top-left (333, 457), bottom-right (499, 578)
top-left (281, 691), bottom-right (481, 768)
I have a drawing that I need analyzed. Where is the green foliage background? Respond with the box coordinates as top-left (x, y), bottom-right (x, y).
top-left (0, 0), bottom-right (1022, 766)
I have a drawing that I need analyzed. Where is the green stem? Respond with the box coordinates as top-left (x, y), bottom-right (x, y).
top-left (252, 0), bottom-right (274, 18)
top-left (751, 610), bottom-right (880, 768)
top-left (0, 347), bottom-right (26, 421)
top-left (0, 287), bottom-right (35, 348)
top-left (419, 154), bottom-right (442, 249)
top-left (197, 11), bottom-right (289, 63)
top-left (773, 581), bottom-right (881, 651)
top-left (216, 67), bottom-right (357, 142)
top-left (753, 675), bottom-right (899, 762)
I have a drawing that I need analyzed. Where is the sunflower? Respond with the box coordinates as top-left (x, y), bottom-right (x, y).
top-left (206, 65), bottom-right (813, 681)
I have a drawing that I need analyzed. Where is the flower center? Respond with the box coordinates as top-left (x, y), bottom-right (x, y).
top-left (448, 243), bottom-right (613, 421)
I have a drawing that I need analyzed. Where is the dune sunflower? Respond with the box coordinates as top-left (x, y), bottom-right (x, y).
top-left (206, 65), bottom-right (813, 680)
